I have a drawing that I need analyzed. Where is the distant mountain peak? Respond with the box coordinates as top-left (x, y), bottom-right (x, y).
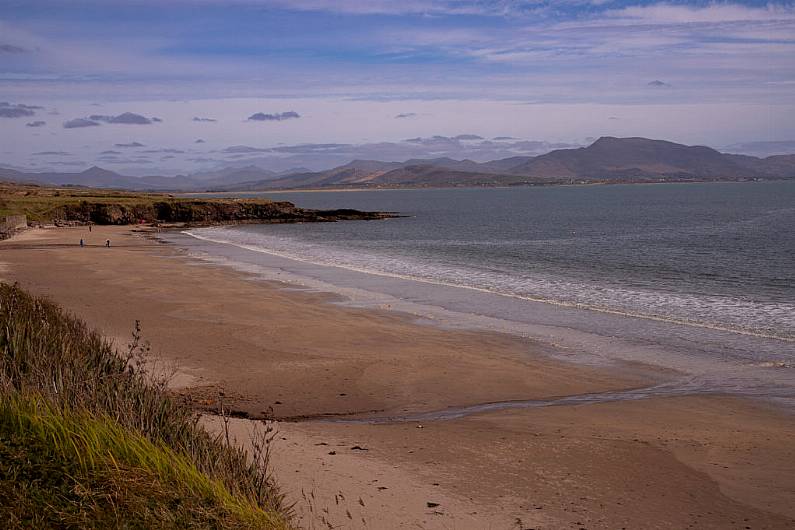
top-left (592, 136), bottom-right (619, 143)
top-left (2, 136), bottom-right (794, 191)
top-left (591, 136), bottom-right (657, 146)
top-left (80, 166), bottom-right (119, 177)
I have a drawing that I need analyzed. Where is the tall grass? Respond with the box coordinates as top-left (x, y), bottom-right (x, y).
top-left (0, 282), bottom-right (292, 528)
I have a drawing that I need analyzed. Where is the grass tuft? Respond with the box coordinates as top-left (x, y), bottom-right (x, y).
top-left (0, 283), bottom-right (292, 528)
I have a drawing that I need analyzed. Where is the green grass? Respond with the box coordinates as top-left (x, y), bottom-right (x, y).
top-left (0, 283), bottom-right (292, 528)
top-left (0, 182), bottom-right (281, 223)
top-left (0, 396), bottom-right (287, 528)
top-left (1, 182), bottom-right (385, 226)
top-left (0, 183), bottom-right (166, 222)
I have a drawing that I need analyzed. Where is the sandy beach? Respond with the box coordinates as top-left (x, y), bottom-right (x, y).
top-left (2, 225), bottom-right (794, 529)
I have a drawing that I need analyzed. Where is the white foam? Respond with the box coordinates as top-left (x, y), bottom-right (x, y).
top-left (183, 227), bottom-right (795, 342)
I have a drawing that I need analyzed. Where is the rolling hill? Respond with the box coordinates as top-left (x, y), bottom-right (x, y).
top-left (219, 137), bottom-right (795, 190)
top-left (2, 137), bottom-right (794, 192)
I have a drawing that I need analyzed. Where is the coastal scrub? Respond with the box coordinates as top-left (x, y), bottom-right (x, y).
top-left (0, 282), bottom-right (292, 528)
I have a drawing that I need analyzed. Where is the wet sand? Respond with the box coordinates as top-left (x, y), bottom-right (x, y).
top-left (2, 225), bottom-right (794, 529)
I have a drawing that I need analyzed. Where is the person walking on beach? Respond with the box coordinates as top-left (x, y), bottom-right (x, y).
top-left (80, 238), bottom-right (84, 247)
top-left (105, 239), bottom-right (110, 247)
top-left (88, 224), bottom-right (92, 232)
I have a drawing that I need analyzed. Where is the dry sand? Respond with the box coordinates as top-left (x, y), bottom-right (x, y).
top-left (2, 225), bottom-right (794, 529)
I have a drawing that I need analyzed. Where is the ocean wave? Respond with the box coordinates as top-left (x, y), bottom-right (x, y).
top-left (183, 227), bottom-right (795, 342)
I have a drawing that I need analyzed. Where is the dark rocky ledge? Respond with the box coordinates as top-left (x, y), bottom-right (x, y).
top-left (53, 199), bottom-right (398, 226)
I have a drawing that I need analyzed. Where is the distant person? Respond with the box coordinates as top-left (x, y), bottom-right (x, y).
top-left (105, 239), bottom-right (110, 247)
top-left (88, 224), bottom-right (92, 232)
top-left (80, 239), bottom-right (84, 247)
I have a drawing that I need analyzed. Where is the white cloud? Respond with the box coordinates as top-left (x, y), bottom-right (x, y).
top-left (63, 118), bottom-right (100, 128)
top-left (168, 0), bottom-right (512, 16)
top-left (607, 3), bottom-right (795, 24)
top-left (247, 111), bottom-right (300, 121)
top-left (1, 2), bottom-right (794, 173)
top-left (89, 112), bottom-right (158, 124)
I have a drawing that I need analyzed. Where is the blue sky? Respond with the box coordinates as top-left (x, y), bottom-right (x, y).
top-left (1, 0), bottom-right (794, 174)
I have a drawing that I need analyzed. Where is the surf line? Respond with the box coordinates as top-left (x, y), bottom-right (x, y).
top-left (180, 229), bottom-right (794, 344)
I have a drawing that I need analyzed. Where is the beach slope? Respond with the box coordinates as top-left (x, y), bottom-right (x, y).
top-left (1, 225), bottom-right (793, 528)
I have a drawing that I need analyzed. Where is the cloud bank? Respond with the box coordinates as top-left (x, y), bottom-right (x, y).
top-left (88, 112), bottom-right (160, 124)
top-left (247, 111), bottom-right (300, 121)
top-left (63, 118), bottom-right (100, 128)
top-left (32, 150), bottom-right (70, 156)
top-left (0, 44), bottom-right (28, 53)
top-left (1, 0), bottom-right (794, 172)
top-left (0, 102), bottom-right (41, 118)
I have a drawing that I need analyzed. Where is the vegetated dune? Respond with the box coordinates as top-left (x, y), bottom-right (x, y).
top-left (0, 182), bottom-right (395, 225)
top-left (0, 283), bottom-right (293, 529)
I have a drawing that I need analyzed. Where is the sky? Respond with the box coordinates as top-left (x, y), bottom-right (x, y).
top-left (1, 0), bottom-right (794, 175)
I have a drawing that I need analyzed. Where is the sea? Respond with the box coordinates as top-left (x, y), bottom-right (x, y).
top-left (166, 181), bottom-right (795, 408)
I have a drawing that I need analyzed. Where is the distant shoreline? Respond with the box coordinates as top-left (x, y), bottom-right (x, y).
top-left (178, 176), bottom-right (785, 196)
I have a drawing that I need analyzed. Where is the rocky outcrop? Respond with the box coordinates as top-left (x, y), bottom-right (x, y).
top-left (53, 199), bottom-right (395, 226)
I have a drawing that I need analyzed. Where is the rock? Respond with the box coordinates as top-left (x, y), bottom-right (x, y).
top-left (55, 198), bottom-right (397, 226)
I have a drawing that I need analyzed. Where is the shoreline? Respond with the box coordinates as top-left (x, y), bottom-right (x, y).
top-left (2, 225), bottom-right (794, 528)
top-left (178, 178), bottom-right (788, 196)
top-left (178, 224), bottom-right (793, 344)
top-left (172, 224), bottom-right (795, 412)
top-left (2, 226), bottom-right (654, 419)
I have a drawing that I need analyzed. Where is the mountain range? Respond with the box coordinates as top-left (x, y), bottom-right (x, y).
top-left (2, 137), bottom-right (794, 192)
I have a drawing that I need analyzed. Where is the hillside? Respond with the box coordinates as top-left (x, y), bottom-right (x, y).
top-left (0, 165), bottom-right (288, 192)
top-left (216, 137), bottom-right (795, 191)
top-left (3, 137), bottom-right (795, 192)
top-left (0, 183), bottom-right (395, 225)
top-left (366, 165), bottom-right (527, 187)
top-left (506, 137), bottom-right (761, 179)
top-left (0, 283), bottom-right (293, 528)
top-left (0, 166), bottom-right (147, 189)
